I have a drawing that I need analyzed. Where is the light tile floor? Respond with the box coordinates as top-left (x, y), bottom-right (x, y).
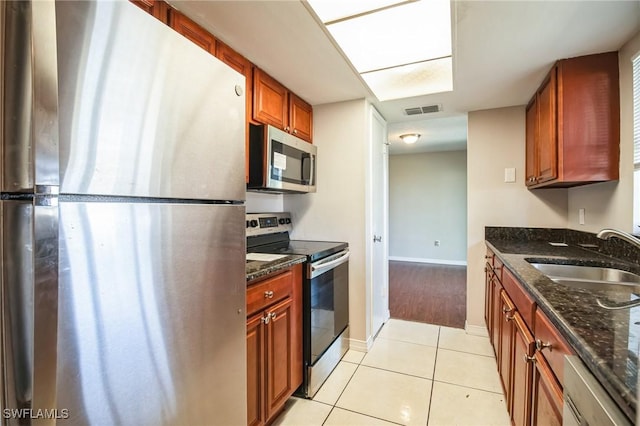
top-left (273, 319), bottom-right (510, 426)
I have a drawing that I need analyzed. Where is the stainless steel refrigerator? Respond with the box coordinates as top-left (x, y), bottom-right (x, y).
top-left (1, 1), bottom-right (247, 424)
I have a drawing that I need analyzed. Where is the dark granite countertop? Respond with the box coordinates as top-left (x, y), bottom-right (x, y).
top-left (485, 227), bottom-right (640, 422)
top-left (246, 254), bottom-right (306, 282)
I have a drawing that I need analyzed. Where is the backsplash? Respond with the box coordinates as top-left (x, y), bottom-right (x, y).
top-left (485, 227), bottom-right (640, 266)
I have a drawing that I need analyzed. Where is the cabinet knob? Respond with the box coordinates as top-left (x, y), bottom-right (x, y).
top-left (502, 306), bottom-right (513, 314)
top-left (505, 314), bottom-right (515, 322)
top-left (523, 354), bottom-right (536, 363)
top-left (535, 339), bottom-right (552, 352)
top-left (270, 312), bottom-right (277, 320)
top-left (261, 314), bottom-right (270, 324)
top-left (284, 126), bottom-right (290, 132)
top-left (264, 290), bottom-right (274, 299)
top-left (293, 129), bottom-right (298, 135)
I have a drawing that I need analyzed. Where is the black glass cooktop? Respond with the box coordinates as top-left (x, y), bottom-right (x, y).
top-left (249, 240), bottom-right (347, 263)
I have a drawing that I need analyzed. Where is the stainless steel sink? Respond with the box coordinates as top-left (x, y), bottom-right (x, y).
top-left (528, 262), bottom-right (640, 285)
top-left (528, 261), bottom-right (640, 309)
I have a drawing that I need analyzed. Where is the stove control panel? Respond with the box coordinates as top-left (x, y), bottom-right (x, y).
top-left (246, 212), bottom-right (293, 237)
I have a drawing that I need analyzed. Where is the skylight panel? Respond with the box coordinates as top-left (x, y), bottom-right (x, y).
top-left (326, 0), bottom-right (451, 73)
top-left (306, 0), bottom-right (453, 101)
top-left (361, 57), bottom-right (453, 101)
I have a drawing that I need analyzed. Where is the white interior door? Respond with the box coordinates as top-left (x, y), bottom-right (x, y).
top-left (370, 107), bottom-right (389, 337)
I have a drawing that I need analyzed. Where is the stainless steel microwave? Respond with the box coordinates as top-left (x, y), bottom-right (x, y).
top-left (248, 124), bottom-right (317, 193)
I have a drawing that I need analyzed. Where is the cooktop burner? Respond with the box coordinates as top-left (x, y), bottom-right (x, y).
top-left (250, 240), bottom-right (348, 262)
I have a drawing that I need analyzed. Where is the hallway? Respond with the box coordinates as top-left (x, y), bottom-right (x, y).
top-left (388, 261), bottom-right (466, 328)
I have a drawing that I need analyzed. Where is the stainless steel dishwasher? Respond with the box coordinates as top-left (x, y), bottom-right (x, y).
top-left (563, 355), bottom-right (633, 426)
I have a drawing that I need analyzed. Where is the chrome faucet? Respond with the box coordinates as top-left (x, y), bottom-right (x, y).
top-left (596, 228), bottom-right (640, 249)
top-left (594, 228), bottom-right (640, 310)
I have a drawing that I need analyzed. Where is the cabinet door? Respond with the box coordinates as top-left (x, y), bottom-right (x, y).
top-left (247, 313), bottom-right (266, 426)
top-left (169, 10), bottom-right (216, 55)
top-left (525, 97), bottom-right (538, 186)
top-left (536, 68), bottom-right (558, 184)
top-left (265, 297), bottom-right (294, 419)
top-left (253, 68), bottom-right (288, 130)
top-left (511, 313), bottom-right (535, 426)
top-left (484, 264), bottom-right (493, 340)
top-left (130, 0), bottom-right (169, 23)
top-left (499, 291), bottom-right (515, 407)
top-left (531, 354), bottom-right (563, 426)
top-left (289, 94), bottom-right (313, 143)
top-left (490, 276), bottom-right (502, 357)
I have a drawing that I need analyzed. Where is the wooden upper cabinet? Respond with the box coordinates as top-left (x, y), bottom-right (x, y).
top-left (168, 10), bottom-right (216, 55)
top-left (536, 70), bottom-right (558, 184)
top-left (253, 68), bottom-right (289, 130)
top-left (525, 52), bottom-right (619, 189)
top-left (130, 0), bottom-right (169, 23)
top-left (253, 68), bottom-right (313, 143)
top-left (525, 98), bottom-right (538, 185)
top-left (289, 94), bottom-right (313, 142)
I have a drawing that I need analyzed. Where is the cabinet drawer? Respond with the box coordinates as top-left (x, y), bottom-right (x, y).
top-left (534, 308), bottom-right (574, 384)
top-left (247, 270), bottom-right (293, 316)
top-left (502, 268), bottom-right (535, 329)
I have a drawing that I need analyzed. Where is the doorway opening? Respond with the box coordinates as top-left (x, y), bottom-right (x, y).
top-left (386, 117), bottom-right (468, 329)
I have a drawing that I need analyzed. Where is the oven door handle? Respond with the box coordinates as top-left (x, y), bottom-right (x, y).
top-left (310, 251), bottom-right (350, 276)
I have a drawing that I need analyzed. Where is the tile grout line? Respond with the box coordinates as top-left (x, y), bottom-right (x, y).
top-left (425, 326), bottom-right (441, 426)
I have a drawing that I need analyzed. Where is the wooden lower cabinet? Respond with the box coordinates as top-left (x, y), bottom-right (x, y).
top-left (247, 312), bottom-right (265, 426)
top-left (531, 353), bottom-right (563, 426)
top-left (246, 265), bottom-right (302, 426)
top-left (511, 313), bottom-right (535, 426)
top-left (484, 248), bottom-right (572, 426)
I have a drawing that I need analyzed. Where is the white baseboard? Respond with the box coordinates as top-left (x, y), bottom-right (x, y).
top-left (389, 256), bottom-right (467, 266)
top-left (465, 321), bottom-right (489, 337)
top-left (349, 336), bottom-right (373, 352)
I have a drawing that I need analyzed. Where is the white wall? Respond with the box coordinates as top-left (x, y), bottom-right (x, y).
top-left (567, 31), bottom-right (640, 233)
top-left (389, 151), bottom-right (468, 264)
top-left (466, 106), bottom-right (568, 330)
top-left (284, 99), bottom-right (371, 347)
top-left (245, 192), bottom-right (283, 213)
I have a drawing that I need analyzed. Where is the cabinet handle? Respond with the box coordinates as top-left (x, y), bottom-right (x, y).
top-left (505, 314), bottom-right (515, 321)
top-left (502, 306), bottom-right (513, 314)
top-left (523, 354), bottom-right (536, 363)
top-left (261, 314), bottom-right (270, 324)
top-left (264, 290), bottom-right (274, 299)
top-left (535, 339), bottom-right (552, 352)
top-left (270, 312), bottom-right (277, 320)
top-left (484, 255), bottom-right (492, 260)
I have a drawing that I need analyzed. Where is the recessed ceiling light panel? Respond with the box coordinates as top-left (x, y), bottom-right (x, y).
top-left (361, 57), bottom-right (453, 101)
top-left (307, 0), bottom-right (407, 23)
top-left (325, 0), bottom-right (451, 73)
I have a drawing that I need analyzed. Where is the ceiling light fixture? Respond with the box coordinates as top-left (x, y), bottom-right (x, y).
top-left (400, 133), bottom-right (420, 144)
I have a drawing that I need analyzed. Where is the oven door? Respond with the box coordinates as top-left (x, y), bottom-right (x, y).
top-left (307, 250), bottom-right (349, 365)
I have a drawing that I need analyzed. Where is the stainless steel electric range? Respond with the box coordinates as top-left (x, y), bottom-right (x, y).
top-left (246, 212), bottom-right (350, 398)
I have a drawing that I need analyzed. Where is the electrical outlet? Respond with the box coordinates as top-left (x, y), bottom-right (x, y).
top-left (434, 240), bottom-right (440, 247)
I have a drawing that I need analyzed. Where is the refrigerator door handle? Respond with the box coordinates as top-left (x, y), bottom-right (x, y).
top-left (2, 198), bottom-right (59, 422)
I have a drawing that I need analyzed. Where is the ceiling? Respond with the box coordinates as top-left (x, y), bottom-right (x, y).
top-left (169, 0), bottom-right (640, 154)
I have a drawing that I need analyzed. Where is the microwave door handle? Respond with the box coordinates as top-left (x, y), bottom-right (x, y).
top-left (309, 154), bottom-right (315, 185)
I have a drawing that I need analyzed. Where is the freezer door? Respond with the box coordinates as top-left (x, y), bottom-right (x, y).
top-left (2, 198), bottom-right (59, 424)
top-left (56, 202), bottom-right (246, 425)
top-left (55, 1), bottom-right (245, 201)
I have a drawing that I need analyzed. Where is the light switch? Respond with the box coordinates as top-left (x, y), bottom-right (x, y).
top-left (504, 168), bottom-right (516, 183)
